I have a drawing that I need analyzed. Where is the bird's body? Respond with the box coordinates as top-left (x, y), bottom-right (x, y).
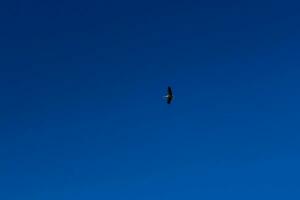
top-left (164, 86), bottom-right (174, 104)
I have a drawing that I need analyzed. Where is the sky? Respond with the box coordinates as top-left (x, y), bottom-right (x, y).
top-left (1, 0), bottom-right (300, 199)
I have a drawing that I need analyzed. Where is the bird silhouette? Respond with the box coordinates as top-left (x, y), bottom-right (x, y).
top-left (164, 86), bottom-right (174, 104)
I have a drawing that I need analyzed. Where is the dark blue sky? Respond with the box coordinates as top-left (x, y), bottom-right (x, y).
top-left (1, 0), bottom-right (300, 199)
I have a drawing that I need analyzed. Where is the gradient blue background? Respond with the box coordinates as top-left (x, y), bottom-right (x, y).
top-left (1, 0), bottom-right (300, 199)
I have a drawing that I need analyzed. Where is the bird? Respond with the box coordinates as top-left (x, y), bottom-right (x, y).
top-left (164, 86), bottom-right (174, 104)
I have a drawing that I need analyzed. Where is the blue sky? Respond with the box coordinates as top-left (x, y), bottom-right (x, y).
top-left (1, 0), bottom-right (300, 199)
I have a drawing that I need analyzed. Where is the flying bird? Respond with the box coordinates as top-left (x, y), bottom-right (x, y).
top-left (164, 86), bottom-right (174, 104)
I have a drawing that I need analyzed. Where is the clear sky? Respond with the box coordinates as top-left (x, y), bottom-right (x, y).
top-left (1, 0), bottom-right (300, 199)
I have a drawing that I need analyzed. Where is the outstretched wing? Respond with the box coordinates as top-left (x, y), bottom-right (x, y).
top-left (167, 86), bottom-right (173, 96)
top-left (167, 96), bottom-right (173, 104)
